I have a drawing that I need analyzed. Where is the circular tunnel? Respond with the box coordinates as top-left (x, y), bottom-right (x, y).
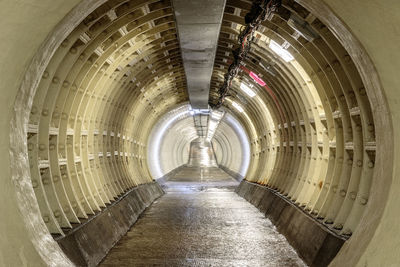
top-left (147, 103), bottom-right (250, 180)
top-left (2, 0), bottom-right (398, 266)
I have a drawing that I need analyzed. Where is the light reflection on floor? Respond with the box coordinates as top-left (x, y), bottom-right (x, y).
top-left (100, 167), bottom-right (307, 266)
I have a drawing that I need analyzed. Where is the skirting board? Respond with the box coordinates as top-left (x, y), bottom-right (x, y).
top-left (56, 182), bottom-right (164, 267)
top-left (236, 180), bottom-right (346, 267)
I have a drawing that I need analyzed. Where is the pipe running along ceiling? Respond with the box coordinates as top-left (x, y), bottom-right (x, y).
top-left (15, 0), bottom-right (391, 266)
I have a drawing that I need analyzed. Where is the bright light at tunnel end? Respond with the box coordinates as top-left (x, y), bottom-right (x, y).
top-left (148, 104), bottom-right (193, 179)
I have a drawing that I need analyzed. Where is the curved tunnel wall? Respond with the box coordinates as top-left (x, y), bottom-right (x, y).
top-left (0, 0), bottom-right (398, 267)
top-left (23, 0), bottom-right (190, 238)
top-left (212, 111), bottom-right (251, 178)
top-left (207, 0), bottom-right (393, 266)
top-left (147, 104), bottom-right (195, 178)
top-left (147, 103), bottom-right (250, 180)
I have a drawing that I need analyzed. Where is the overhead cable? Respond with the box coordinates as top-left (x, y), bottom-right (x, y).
top-left (209, 0), bottom-right (281, 109)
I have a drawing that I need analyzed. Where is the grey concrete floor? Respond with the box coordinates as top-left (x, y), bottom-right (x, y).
top-left (100, 167), bottom-right (306, 266)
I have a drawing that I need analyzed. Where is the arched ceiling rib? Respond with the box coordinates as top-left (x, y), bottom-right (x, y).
top-left (7, 0), bottom-right (393, 266)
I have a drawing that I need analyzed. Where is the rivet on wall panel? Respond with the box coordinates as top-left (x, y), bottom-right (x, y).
top-left (53, 175), bottom-right (60, 183)
top-left (52, 77), bottom-right (60, 84)
top-left (42, 177), bottom-right (50, 185)
top-left (340, 190), bottom-right (346, 197)
top-left (42, 71), bottom-right (49, 79)
top-left (344, 54), bottom-right (351, 63)
top-left (368, 161), bottom-right (374, 168)
top-left (63, 206), bottom-right (70, 213)
top-left (53, 112), bottom-right (60, 119)
top-left (31, 106), bottom-right (38, 115)
top-left (360, 197), bottom-right (368, 205)
top-left (43, 216), bottom-right (50, 223)
top-left (53, 210), bottom-right (61, 218)
top-left (28, 143), bottom-right (34, 151)
top-left (61, 39), bottom-right (69, 47)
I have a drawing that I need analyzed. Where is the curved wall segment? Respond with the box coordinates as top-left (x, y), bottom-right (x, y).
top-left (208, 0), bottom-right (393, 265)
top-left (0, 0), bottom-right (398, 266)
top-left (147, 103), bottom-right (251, 179)
top-left (147, 103), bottom-right (194, 179)
top-left (213, 111), bottom-right (251, 178)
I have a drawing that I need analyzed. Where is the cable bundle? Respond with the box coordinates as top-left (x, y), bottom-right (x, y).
top-left (210, 0), bottom-right (281, 109)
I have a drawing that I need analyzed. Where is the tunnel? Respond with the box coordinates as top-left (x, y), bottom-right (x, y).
top-left (1, 0), bottom-right (399, 266)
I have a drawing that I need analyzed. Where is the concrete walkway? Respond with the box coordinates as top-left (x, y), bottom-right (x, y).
top-left (100, 168), bottom-right (306, 266)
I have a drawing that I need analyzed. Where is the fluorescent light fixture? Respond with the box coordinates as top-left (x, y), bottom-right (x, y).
top-left (232, 101), bottom-right (244, 113)
top-left (287, 14), bottom-right (319, 42)
top-left (206, 110), bottom-right (224, 141)
top-left (240, 83), bottom-right (256, 97)
top-left (259, 62), bottom-right (277, 76)
top-left (269, 40), bottom-right (294, 62)
top-left (189, 108), bottom-right (210, 116)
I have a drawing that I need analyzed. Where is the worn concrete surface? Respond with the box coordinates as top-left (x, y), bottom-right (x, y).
top-left (100, 168), bottom-right (306, 266)
top-left (236, 181), bottom-right (346, 267)
top-left (187, 137), bottom-right (218, 167)
top-left (57, 182), bottom-right (164, 267)
top-left (166, 166), bottom-right (237, 183)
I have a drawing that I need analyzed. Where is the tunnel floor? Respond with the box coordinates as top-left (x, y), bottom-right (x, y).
top-left (100, 167), bottom-right (306, 266)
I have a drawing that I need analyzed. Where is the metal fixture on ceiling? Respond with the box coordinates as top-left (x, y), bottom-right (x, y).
top-left (173, 0), bottom-right (226, 109)
top-left (287, 13), bottom-right (319, 42)
top-left (209, 0), bottom-right (282, 109)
